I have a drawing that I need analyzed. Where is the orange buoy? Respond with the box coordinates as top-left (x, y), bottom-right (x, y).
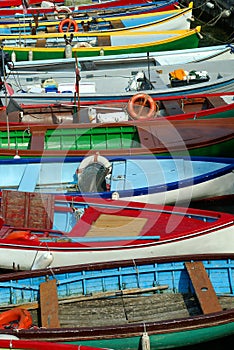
top-left (6, 231), bottom-right (39, 241)
top-left (0, 307), bottom-right (32, 329)
top-left (127, 93), bottom-right (157, 120)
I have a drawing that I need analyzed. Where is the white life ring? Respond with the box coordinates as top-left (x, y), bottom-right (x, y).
top-left (77, 153), bottom-right (111, 174)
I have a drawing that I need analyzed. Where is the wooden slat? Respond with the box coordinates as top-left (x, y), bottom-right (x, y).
top-left (185, 261), bottom-right (222, 314)
top-left (39, 279), bottom-right (60, 328)
top-left (97, 36), bottom-right (111, 47)
top-left (206, 96), bottom-right (227, 108)
top-left (1, 190), bottom-right (54, 229)
top-left (138, 125), bottom-right (163, 149)
top-left (86, 214), bottom-right (147, 236)
top-left (162, 100), bottom-right (184, 115)
top-left (35, 38), bottom-right (47, 47)
top-left (111, 20), bottom-right (125, 28)
top-left (30, 130), bottom-right (45, 150)
top-left (2, 285), bottom-right (169, 311)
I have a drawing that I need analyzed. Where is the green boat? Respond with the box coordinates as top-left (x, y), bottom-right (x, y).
top-left (0, 116), bottom-right (233, 158)
top-left (1, 27), bottom-right (201, 61)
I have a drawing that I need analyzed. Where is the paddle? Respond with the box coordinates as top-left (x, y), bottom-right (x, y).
top-left (40, 236), bottom-right (161, 242)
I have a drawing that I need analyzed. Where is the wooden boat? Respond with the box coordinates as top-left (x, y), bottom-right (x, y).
top-left (1, 27), bottom-right (201, 62)
top-left (0, 4), bottom-right (193, 35)
top-left (1, 92), bottom-right (234, 126)
top-left (0, 155), bottom-right (233, 205)
top-left (0, 116), bottom-right (233, 157)
top-left (0, 0), bottom-right (179, 17)
top-left (0, 253), bottom-right (233, 349)
top-left (4, 57), bottom-right (234, 106)
top-left (0, 338), bottom-right (110, 350)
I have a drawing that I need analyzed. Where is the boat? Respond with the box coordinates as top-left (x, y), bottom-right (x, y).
top-left (10, 43), bottom-right (234, 73)
top-left (0, 4), bottom-right (194, 35)
top-left (3, 57), bottom-right (234, 106)
top-left (0, 253), bottom-right (233, 349)
top-left (0, 189), bottom-right (234, 269)
top-left (0, 155), bottom-right (233, 204)
top-left (0, 116), bottom-right (233, 157)
top-left (1, 92), bottom-right (234, 126)
top-left (0, 338), bottom-right (111, 350)
top-left (0, 27), bottom-right (201, 62)
top-left (0, 0), bottom-right (179, 17)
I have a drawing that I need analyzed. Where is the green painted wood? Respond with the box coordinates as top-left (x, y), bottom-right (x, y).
top-left (66, 321), bottom-right (234, 350)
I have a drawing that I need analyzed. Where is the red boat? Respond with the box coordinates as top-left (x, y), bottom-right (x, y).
top-left (0, 0), bottom-right (179, 16)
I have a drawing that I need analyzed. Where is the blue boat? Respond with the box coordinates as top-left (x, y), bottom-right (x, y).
top-left (0, 155), bottom-right (233, 205)
top-left (0, 253), bottom-right (233, 349)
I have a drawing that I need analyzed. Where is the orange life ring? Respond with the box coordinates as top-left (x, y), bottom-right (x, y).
top-left (0, 307), bottom-right (32, 329)
top-left (6, 231), bottom-right (39, 242)
top-left (58, 18), bottom-right (78, 33)
top-left (127, 93), bottom-right (157, 120)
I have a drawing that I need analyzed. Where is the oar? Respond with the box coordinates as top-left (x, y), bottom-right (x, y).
top-left (41, 236), bottom-right (161, 242)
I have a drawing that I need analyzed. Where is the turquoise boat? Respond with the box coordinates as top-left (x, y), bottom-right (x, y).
top-left (0, 253), bottom-right (233, 349)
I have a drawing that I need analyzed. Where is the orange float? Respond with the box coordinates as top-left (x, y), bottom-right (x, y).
top-left (58, 18), bottom-right (78, 33)
top-left (0, 307), bottom-right (32, 329)
top-left (6, 230), bottom-right (39, 241)
top-left (127, 93), bottom-right (157, 120)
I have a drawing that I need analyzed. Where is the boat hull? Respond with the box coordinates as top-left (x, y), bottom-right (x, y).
top-left (0, 254), bottom-right (234, 348)
top-left (0, 220), bottom-right (234, 270)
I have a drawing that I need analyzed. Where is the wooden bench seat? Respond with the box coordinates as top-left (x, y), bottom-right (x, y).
top-left (185, 261), bottom-right (222, 314)
top-left (161, 100), bottom-right (184, 116)
top-left (97, 36), bottom-right (111, 47)
top-left (206, 96), bottom-right (227, 108)
top-left (111, 20), bottom-right (125, 29)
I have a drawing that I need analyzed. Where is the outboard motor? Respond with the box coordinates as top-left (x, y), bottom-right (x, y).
top-left (76, 153), bottom-right (111, 193)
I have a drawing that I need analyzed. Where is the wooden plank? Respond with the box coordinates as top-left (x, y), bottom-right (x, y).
top-left (30, 130), bottom-right (45, 150)
top-left (111, 20), bottom-right (125, 29)
top-left (138, 125), bottom-right (163, 149)
top-left (185, 261), bottom-right (222, 314)
top-left (97, 35), bottom-right (111, 47)
top-left (2, 284), bottom-right (169, 311)
top-left (206, 96), bottom-right (227, 108)
top-left (162, 100), bottom-right (184, 115)
top-left (1, 190), bottom-right (54, 229)
top-left (39, 279), bottom-right (60, 328)
top-left (86, 214), bottom-right (147, 236)
top-left (35, 38), bottom-right (47, 47)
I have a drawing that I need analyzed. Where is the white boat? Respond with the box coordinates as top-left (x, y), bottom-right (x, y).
top-left (0, 191), bottom-right (234, 270)
top-left (3, 58), bottom-right (234, 105)
top-left (9, 44), bottom-right (234, 73)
